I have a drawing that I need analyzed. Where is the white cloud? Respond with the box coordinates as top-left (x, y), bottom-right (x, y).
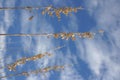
top-left (0, 27), bottom-right (6, 77)
top-left (3, 1), bottom-right (15, 30)
top-left (26, 74), bottom-right (38, 80)
top-left (0, 1), bottom-right (15, 80)
top-left (75, 0), bottom-right (120, 80)
top-left (0, 15), bottom-right (14, 80)
top-left (67, 14), bottom-right (79, 32)
top-left (60, 66), bottom-right (83, 80)
top-left (54, 47), bottom-right (83, 80)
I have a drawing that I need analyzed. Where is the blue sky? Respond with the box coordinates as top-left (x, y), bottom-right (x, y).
top-left (0, 0), bottom-right (120, 80)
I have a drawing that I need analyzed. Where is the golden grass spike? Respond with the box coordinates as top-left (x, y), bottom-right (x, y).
top-left (0, 6), bottom-right (83, 11)
top-left (0, 45), bottom-right (65, 63)
top-left (0, 31), bottom-right (103, 40)
top-left (7, 57), bottom-right (27, 71)
top-left (7, 52), bottom-right (53, 71)
top-left (0, 45), bottom-right (64, 71)
top-left (31, 65), bottom-right (65, 74)
top-left (41, 6), bottom-right (83, 20)
top-left (1, 54), bottom-right (56, 72)
top-left (0, 6), bottom-right (84, 20)
top-left (0, 65), bottom-right (67, 79)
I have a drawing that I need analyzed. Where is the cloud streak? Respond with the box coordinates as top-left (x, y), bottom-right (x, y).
top-left (0, 1), bottom-right (16, 80)
top-left (74, 0), bottom-right (120, 80)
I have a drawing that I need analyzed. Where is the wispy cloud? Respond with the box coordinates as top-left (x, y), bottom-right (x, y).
top-left (0, 27), bottom-right (6, 78)
top-left (75, 0), bottom-right (120, 80)
top-left (60, 66), bottom-right (83, 80)
top-left (26, 74), bottom-right (38, 80)
top-left (60, 51), bottom-right (84, 80)
top-left (0, 1), bottom-right (15, 79)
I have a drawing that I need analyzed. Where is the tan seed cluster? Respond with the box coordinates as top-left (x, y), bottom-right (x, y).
top-left (22, 65), bottom-right (65, 76)
top-left (53, 32), bottom-right (94, 40)
top-left (42, 6), bottom-right (83, 20)
top-left (53, 33), bottom-right (76, 40)
top-left (77, 32), bottom-right (94, 39)
top-left (7, 52), bottom-right (52, 71)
